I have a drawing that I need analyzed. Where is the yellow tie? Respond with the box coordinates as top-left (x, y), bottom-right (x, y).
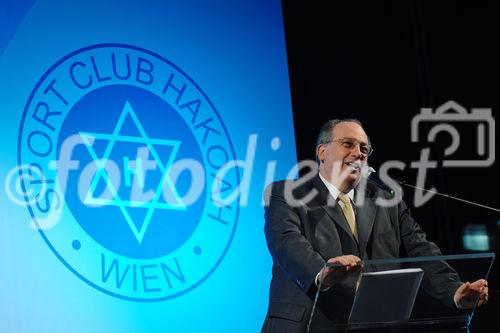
top-left (338, 193), bottom-right (357, 240)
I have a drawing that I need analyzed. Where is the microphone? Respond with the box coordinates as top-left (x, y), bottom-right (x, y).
top-left (363, 166), bottom-right (396, 195)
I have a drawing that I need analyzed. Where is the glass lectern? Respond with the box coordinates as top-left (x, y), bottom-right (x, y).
top-left (307, 253), bottom-right (495, 332)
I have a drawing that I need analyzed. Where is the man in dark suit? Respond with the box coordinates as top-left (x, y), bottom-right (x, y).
top-left (261, 119), bottom-right (489, 332)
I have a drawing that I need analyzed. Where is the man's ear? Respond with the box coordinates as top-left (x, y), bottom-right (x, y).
top-left (317, 145), bottom-right (325, 163)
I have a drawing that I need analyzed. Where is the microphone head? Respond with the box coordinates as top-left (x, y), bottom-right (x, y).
top-left (362, 166), bottom-right (396, 196)
top-left (362, 165), bottom-right (376, 178)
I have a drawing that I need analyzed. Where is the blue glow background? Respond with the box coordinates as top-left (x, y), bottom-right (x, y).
top-left (0, 1), bottom-right (296, 332)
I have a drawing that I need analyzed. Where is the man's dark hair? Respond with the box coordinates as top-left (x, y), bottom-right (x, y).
top-left (315, 119), bottom-right (370, 163)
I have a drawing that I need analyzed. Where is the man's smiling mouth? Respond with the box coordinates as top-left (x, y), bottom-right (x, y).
top-left (345, 161), bottom-right (362, 171)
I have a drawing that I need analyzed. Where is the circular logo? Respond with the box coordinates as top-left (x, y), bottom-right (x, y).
top-left (18, 44), bottom-right (239, 301)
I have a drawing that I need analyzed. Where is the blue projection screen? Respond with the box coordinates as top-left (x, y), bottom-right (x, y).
top-left (0, 1), bottom-right (297, 332)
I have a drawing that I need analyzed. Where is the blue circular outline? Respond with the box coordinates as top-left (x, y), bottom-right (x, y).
top-left (17, 43), bottom-right (241, 302)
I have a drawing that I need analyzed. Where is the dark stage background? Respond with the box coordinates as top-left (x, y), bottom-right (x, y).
top-left (282, 1), bottom-right (499, 330)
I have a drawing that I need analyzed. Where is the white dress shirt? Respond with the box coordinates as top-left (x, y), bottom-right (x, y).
top-left (318, 172), bottom-right (354, 205)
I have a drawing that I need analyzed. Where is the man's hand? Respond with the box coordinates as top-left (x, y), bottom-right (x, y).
top-left (454, 279), bottom-right (489, 309)
top-left (318, 255), bottom-right (362, 288)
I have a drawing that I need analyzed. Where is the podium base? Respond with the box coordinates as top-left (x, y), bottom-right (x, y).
top-left (310, 316), bottom-right (468, 333)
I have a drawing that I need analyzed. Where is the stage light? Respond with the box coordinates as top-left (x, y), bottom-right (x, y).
top-left (462, 224), bottom-right (490, 252)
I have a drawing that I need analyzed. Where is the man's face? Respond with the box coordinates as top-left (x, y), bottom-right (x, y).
top-left (317, 122), bottom-right (370, 192)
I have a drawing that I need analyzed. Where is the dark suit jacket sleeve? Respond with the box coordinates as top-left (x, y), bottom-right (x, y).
top-left (397, 199), bottom-right (463, 308)
top-left (264, 181), bottom-right (325, 294)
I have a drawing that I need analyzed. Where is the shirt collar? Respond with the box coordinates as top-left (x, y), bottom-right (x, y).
top-left (318, 172), bottom-right (354, 202)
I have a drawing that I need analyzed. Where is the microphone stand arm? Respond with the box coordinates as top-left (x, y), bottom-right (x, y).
top-left (398, 181), bottom-right (500, 213)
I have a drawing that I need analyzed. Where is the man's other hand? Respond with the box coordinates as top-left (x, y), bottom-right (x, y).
top-left (454, 279), bottom-right (489, 309)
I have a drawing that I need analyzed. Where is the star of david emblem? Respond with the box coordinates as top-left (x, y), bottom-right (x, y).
top-left (79, 101), bottom-right (186, 244)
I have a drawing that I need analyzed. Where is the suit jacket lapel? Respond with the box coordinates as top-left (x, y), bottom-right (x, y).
top-left (322, 203), bottom-right (354, 242)
top-left (354, 193), bottom-right (377, 258)
top-left (311, 175), bottom-right (356, 242)
top-left (311, 175), bottom-right (379, 256)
